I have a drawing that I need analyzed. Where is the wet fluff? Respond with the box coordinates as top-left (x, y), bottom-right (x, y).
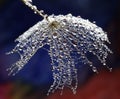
top-left (7, 0), bottom-right (112, 95)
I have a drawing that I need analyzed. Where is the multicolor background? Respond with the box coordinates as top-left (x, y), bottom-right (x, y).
top-left (0, 0), bottom-right (120, 99)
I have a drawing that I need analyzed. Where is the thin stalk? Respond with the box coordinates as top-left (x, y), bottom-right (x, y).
top-left (22, 0), bottom-right (48, 20)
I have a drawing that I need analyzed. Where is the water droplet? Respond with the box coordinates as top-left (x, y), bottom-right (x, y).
top-left (53, 32), bottom-right (58, 38)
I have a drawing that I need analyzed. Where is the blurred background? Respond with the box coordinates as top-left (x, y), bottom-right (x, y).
top-left (0, 0), bottom-right (120, 99)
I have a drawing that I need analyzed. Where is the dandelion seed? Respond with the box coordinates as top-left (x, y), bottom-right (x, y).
top-left (7, 0), bottom-right (112, 95)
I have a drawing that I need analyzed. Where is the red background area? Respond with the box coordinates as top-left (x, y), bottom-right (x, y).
top-left (48, 69), bottom-right (120, 99)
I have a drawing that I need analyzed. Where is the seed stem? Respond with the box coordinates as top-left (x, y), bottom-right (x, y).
top-left (22, 0), bottom-right (48, 20)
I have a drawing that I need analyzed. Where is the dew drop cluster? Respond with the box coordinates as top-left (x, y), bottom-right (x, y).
top-left (7, 14), bottom-right (112, 95)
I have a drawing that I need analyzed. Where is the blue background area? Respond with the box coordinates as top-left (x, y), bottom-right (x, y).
top-left (0, 0), bottom-right (120, 98)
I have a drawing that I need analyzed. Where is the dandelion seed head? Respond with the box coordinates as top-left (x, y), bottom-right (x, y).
top-left (7, 13), bottom-right (112, 95)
